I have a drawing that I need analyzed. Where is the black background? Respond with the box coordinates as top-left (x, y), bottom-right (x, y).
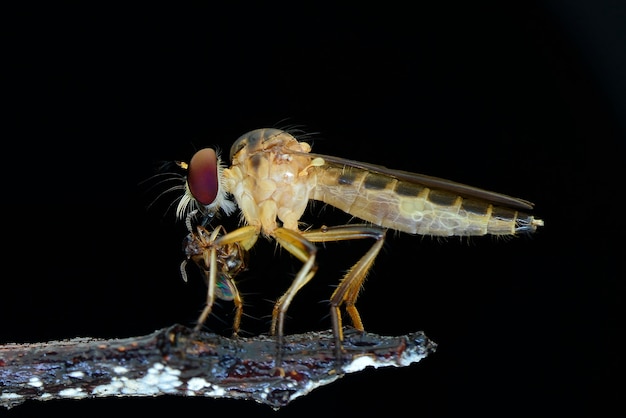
top-left (3, 2), bottom-right (624, 417)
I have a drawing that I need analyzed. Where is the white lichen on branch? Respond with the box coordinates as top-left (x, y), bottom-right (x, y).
top-left (0, 324), bottom-right (436, 410)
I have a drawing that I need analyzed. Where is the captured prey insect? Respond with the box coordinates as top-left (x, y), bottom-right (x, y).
top-left (180, 221), bottom-right (249, 335)
top-left (175, 128), bottom-right (544, 356)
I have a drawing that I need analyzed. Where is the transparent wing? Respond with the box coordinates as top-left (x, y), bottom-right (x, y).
top-left (297, 151), bottom-right (535, 210)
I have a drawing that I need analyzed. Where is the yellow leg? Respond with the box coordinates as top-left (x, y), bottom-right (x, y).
top-left (270, 227), bottom-right (319, 342)
top-left (189, 225), bottom-right (259, 332)
top-left (194, 245), bottom-right (218, 331)
top-left (230, 282), bottom-right (244, 337)
top-left (303, 225), bottom-right (386, 352)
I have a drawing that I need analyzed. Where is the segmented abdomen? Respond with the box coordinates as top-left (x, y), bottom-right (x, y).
top-left (311, 166), bottom-right (540, 236)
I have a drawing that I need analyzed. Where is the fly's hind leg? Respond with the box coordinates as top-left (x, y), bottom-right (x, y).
top-left (303, 225), bottom-right (386, 361)
top-left (267, 225), bottom-right (384, 371)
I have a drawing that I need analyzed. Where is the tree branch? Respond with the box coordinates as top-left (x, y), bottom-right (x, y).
top-left (0, 325), bottom-right (436, 410)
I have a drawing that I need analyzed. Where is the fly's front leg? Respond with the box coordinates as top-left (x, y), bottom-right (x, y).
top-left (194, 225), bottom-right (258, 333)
top-left (194, 246), bottom-right (218, 332)
top-left (198, 272), bottom-right (244, 336)
top-left (230, 281), bottom-right (244, 337)
top-left (303, 225), bottom-right (386, 356)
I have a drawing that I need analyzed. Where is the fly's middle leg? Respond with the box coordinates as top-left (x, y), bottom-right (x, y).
top-left (270, 227), bottom-right (319, 373)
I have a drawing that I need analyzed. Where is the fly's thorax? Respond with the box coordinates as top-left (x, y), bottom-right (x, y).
top-left (225, 130), bottom-right (316, 233)
top-left (230, 128), bottom-right (309, 165)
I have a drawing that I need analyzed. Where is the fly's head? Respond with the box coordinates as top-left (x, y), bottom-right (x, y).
top-left (176, 147), bottom-right (236, 222)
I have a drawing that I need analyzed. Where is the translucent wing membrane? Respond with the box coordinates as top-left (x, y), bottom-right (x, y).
top-left (302, 151), bottom-right (535, 210)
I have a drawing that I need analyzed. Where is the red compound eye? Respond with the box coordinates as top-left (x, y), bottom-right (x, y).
top-left (187, 148), bottom-right (219, 205)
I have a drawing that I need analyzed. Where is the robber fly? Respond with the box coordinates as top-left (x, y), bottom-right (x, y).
top-left (180, 222), bottom-right (248, 335)
top-left (174, 128), bottom-right (544, 356)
